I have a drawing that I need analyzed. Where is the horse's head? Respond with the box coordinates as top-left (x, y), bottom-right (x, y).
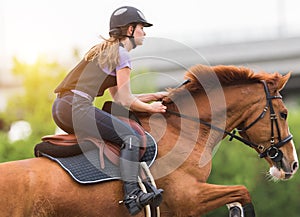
top-left (237, 72), bottom-right (298, 180)
top-left (164, 65), bottom-right (298, 181)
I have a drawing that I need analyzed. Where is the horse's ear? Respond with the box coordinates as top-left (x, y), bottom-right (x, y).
top-left (278, 72), bottom-right (291, 91)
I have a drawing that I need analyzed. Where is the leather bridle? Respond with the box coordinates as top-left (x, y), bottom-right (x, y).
top-left (165, 80), bottom-right (293, 162)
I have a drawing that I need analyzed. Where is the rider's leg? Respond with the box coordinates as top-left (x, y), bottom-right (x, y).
top-left (120, 135), bottom-right (163, 216)
top-left (69, 97), bottom-right (163, 215)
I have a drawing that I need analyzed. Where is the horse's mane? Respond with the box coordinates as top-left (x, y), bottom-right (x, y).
top-left (166, 65), bottom-right (283, 100)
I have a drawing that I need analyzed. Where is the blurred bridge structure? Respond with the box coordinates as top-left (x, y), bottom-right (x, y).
top-left (1, 36), bottom-right (299, 108)
top-left (132, 36), bottom-right (300, 100)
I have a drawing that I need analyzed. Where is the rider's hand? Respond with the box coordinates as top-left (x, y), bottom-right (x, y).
top-left (149, 101), bottom-right (167, 113)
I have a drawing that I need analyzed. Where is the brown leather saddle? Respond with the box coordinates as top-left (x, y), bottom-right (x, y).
top-left (34, 101), bottom-right (147, 169)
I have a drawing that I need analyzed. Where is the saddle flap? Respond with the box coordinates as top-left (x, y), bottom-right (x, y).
top-left (39, 132), bottom-right (158, 185)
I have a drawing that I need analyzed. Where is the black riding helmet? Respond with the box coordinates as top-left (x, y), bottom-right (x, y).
top-left (109, 6), bottom-right (153, 48)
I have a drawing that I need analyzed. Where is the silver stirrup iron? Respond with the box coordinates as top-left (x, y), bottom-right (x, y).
top-left (227, 202), bottom-right (244, 217)
top-left (140, 162), bottom-right (161, 217)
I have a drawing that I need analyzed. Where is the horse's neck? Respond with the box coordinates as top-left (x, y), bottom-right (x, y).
top-left (223, 83), bottom-right (265, 132)
top-left (137, 83), bottom-right (263, 174)
top-left (139, 83), bottom-right (263, 144)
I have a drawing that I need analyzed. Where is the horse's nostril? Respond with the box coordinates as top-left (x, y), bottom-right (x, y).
top-left (285, 173), bottom-right (292, 179)
top-left (292, 161), bottom-right (298, 172)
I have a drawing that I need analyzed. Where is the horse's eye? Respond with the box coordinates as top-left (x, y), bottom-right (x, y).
top-left (280, 112), bottom-right (287, 120)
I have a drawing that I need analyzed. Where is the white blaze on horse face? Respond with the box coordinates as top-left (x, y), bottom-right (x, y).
top-left (291, 135), bottom-right (299, 161)
top-left (285, 129), bottom-right (299, 175)
top-left (290, 139), bottom-right (299, 173)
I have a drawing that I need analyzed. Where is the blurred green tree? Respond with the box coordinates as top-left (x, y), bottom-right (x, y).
top-left (0, 57), bottom-right (68, 161)
top-left (3, 57), bottom-right (66, 136)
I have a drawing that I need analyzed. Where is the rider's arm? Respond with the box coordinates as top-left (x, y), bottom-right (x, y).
top-left (108, 67), bottom-right (166, 113)
top-left (134, 92), bottom-right (169, 103)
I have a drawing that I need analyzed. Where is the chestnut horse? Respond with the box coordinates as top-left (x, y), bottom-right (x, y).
top-left (0, 65), bottom-right (298, 217)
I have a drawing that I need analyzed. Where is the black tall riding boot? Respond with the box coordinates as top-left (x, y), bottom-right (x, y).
top-left (120, 135), bottom-right (163, 216)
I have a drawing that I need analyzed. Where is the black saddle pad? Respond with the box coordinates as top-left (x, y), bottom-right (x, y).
top-left (41, 132), bottom-right (157, 184)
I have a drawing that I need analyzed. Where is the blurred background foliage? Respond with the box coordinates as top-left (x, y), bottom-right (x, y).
top-left (0, 57), bottom-right (299, 216)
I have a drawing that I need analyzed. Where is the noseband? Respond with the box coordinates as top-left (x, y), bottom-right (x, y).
top-left (165, 80), bottom-right (293, 162)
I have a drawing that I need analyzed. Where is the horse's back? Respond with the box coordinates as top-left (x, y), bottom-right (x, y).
top-left (0, 158), bottom-right (60, 216)
top-left (0, 158), bottom-right (138, 217)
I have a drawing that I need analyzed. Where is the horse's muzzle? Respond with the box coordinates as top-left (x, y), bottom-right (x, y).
top-left (271, 159), bottom-right (298, 180)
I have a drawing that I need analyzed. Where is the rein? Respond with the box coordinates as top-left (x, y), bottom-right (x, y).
top-left (165, 80), bottom-right (293, 162)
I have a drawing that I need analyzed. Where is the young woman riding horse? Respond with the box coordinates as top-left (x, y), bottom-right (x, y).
top-left (0, 64), bottom-right (297, 217)
top-left (51, 6), bottom-right (166, 216)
